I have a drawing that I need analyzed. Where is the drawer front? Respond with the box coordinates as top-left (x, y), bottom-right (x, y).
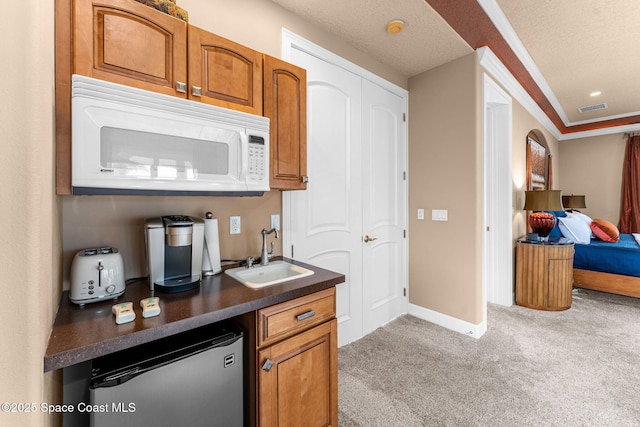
top-left (258, 287), bottom-right (335, 347)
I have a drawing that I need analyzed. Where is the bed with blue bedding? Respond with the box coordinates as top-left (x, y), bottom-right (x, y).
top-left (573, 233), bottom-right (640, 298)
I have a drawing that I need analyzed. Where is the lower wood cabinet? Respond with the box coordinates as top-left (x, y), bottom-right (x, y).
top-left (238, 287), bottom-right (338, 427)
top-left (258, 318), bottom-right (337, 427)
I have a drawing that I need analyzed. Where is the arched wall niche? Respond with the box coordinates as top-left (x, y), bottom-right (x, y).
top-left (526, 129), bottom-right (552, 191)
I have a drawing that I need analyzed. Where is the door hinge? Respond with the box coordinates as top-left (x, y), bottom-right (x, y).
top-left (291, 245), bottom-right (294, 258)
top-left (403, 171), bottom-right (406, 181)
top-left (403, 113), bottom-right (406, 122)
top-left (403, 288), bottom-right (406, 297)
top-left (403, 229), bottom-right (406, 238)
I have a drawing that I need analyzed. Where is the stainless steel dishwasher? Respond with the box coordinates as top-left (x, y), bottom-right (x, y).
top-left (89, 322), bottom-right (243, 427)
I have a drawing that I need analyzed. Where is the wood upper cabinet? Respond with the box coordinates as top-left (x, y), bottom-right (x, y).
top-left (263, 55), bottom-right (308, 190)
top-left (255, 288), bottom-right (337, 427)
top-left (73, 0), bottom-right (263, 114)
top-left (188, 26), bottom-right (263, 115)
top-left (73, 0), bottom-right (188, 97)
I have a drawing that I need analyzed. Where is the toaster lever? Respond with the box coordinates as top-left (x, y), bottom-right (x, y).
top-left (98, 261), bottom-right (104, 287)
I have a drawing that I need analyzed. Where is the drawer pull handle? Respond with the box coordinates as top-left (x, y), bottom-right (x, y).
top-left (262, 359), bottom-right (273, 372)
top-left (296, 310), bottom-right (316, 321)
top-left (192, 86), bottom-right (202, 97)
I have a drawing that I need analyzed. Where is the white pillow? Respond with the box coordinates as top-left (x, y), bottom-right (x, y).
top-left (558, 215), bottom-right (591, 244)
top-left (566, 211), bottom-right (592, 225)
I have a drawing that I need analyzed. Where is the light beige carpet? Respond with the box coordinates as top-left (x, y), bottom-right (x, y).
top-left (338, 289), bottom-right (640, 426)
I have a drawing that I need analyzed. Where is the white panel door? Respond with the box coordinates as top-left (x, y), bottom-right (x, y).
top-left (286, 49), bottom-right (364, 346)
top-left (283, 32), bottom-right (408, 346)
top-left (361, 79), bottom-right (407, 335)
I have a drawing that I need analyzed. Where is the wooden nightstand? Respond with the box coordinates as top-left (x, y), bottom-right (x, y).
top-left (515, 238), bottom-right (575, 311)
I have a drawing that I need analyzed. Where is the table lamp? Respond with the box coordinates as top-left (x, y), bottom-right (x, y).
top-left (561, 195), bottom-right (586, 212)
top-left (523, 190), bottom-right (564, 241)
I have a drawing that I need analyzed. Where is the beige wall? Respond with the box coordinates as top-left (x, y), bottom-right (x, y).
top-left (407, 57), bottom-right (565, 325)
top-left (62, 194), bottom-right (283, 285)
top-left (408, 53), bottom-right (483, 324)
top-left (1, 1), bottom-right (60, 426)
top-left (558, 133), bottom-right (626, 223)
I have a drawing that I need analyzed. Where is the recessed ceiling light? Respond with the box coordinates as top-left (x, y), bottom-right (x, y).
top-left (590, 91), bottom-right (601, 97)
top-left (387, 20), bottom-right (405, 34)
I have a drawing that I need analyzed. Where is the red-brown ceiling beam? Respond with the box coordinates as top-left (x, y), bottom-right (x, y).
top-left (425, 0), bottom-right (640, 134)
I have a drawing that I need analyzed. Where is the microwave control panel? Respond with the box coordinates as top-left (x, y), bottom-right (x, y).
top-left (247, 135), bottom-right (266, 181)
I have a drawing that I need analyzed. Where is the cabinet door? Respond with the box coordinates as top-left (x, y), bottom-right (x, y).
top-left (258, 319), bottom-right (337, 427)
top-left (263, 55), bottom-right (308, 190)
top-left (74, 0), bottom-right (188, 97)
top-left (188, 26), bottom-right (263, 115)
top-left (547, 257), bottom-right (573, 309)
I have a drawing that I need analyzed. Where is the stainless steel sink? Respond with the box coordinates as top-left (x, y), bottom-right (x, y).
top-left (224, 260), bottom-right (314, 288)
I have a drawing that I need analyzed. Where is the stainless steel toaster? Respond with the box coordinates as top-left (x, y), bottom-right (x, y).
top-left (70, 247), bottom-right (125, 305)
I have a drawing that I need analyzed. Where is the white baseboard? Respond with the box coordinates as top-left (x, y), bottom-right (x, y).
top-left (408, 304), bottom-right (487, 339)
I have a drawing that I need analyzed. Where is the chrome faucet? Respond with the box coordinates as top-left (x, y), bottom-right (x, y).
top-left (260, 228), bottom-right (279, 265)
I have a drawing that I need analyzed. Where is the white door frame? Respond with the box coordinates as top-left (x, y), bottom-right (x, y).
top-left (482, 73), bottom-right (513, 318)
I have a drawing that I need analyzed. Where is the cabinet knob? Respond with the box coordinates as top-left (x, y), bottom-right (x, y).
top-left (301, 176), bottom-right (309, 184)
top-left (175, 81), bottom-right (187, 93)
top-left (191, 86), bottom-right (202, 97)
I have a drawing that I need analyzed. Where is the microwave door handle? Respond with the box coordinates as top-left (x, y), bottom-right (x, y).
top-left (239, 131), bottom-right (248, 184)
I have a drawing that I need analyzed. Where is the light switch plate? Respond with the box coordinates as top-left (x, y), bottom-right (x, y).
top-left (432, 209), bottom-right (448, 221)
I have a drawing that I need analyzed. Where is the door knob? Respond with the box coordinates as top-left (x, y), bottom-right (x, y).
top-left (364, 235), bottom-right (378, 243)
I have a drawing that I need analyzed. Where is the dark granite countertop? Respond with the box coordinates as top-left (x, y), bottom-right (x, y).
top-left (44, 258), bottom-right (344, 372)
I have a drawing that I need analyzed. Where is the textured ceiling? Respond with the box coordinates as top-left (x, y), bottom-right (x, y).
top-left (271, 0), bottom-right (472, 76)
top-left (270, 0), bottom-right (640, 136)
top-left (497, 0), bottom-right (640, 125)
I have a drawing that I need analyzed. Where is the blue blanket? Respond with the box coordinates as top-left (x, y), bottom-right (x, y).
top-left (573, 233), bottom-right (640, 277)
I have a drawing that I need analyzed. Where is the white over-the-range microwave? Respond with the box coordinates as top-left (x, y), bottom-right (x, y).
top-left (71, 74), bottom-right (270, 195)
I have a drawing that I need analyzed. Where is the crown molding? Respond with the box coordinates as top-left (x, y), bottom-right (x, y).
top-left (477, 47), bottom-right (562, 140)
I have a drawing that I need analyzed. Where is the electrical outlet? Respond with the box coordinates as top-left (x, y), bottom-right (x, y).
top-left (417, 209), bottom-right (425, 220)
top-left (271, 214), bottom-right (280, 230)
top-left (230, 216), bottom-right (241, 234)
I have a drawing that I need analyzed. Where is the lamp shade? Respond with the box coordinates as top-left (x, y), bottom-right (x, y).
top-left (523, 190), bottom-right (564, 239)
top-left (523, 190), bottom-right (564, 212)
top-left (562, 195), bottom-right (586, 209)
